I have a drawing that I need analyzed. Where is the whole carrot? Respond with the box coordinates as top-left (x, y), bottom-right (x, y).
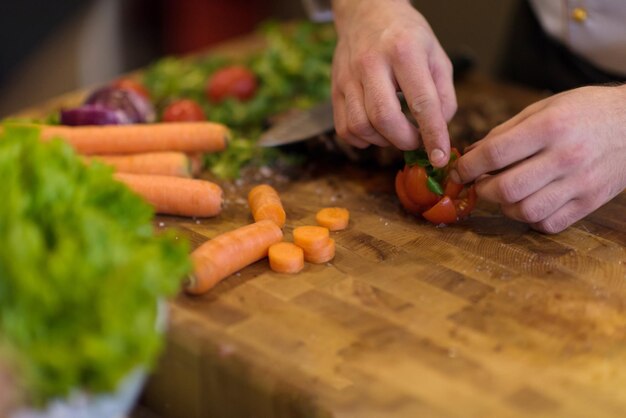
top-left (33, 122), bottom-right (229, 155)
top-left (85, 152), bottom-right (192, 177)
top-left (114, 173), bottom-right (222, 217)
top-left (248, 184), bottom-right (286, 228)
top-left (186, 220), bottom-right (283, 295)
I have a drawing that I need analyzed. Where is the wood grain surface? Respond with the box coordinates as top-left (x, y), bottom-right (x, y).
top-left (142, 157), bottom-right (625, 418)
top-left (14, 34), bottom-right (626, 418)
top-left (138, 73), bottom-right (625, 417)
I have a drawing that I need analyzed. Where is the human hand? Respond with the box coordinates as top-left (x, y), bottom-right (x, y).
top-left (450, 85), bottom-right (626, 233)
top-left (331, 0), bottom-right (456, 167)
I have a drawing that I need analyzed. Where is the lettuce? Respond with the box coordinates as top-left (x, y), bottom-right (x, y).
top-left (0, 125), bottom-right (190, 405)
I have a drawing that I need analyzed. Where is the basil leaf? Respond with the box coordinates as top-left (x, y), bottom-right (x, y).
top-left (427, 175), bottom-right (444, 195)
top-left (404, 149), bottom-right (431, 167)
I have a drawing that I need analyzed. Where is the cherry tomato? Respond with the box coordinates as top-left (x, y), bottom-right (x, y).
top-left (454, 185), bottom-right (477, 219)
top-left (395, 169), bottom-right (422, 213)
top-left (111, 77), bottom-right (150, 99)
top-left (206, 65), bottom-right (257, 103)
top-left (422, 196), bottom-right (458, 225)
top-left (162, 99), bottom-right (206, 122)
top-left (395, 147), bottom-right (478, 225)
top-left (443, 179), bottom-right (464, 199)
top-left (404, 165), bottom-right (440, 207)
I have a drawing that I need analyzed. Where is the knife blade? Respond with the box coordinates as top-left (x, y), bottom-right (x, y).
top-left (258, 100), bottom-right (335, 147)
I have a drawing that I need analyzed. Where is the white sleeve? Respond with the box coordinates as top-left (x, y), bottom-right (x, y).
top-left (302, 0), bottom-right (334, 22)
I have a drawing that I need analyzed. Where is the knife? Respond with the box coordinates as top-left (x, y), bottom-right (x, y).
top-left (257, 52), bottom-right (474, 147)
top-left (258, 100), bottom-right (335, 147)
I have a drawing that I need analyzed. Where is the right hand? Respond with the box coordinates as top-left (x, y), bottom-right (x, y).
top-left (331, 0), bottom-right (457, 167)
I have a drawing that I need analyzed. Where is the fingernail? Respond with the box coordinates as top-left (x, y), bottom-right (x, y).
top-left (448, 169), bottom-right (461, 184)
top-left (430, 148), bottom-right (445, 164)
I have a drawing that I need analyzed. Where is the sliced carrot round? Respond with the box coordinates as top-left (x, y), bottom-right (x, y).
top-left (293, 225), bottom-right (330, 252)
top-left (315, 207), bottom-right (350, 231)
top-left (268, 242), bottom-right (304, 274)
top-left (304, 238), bottom-right (336, 264)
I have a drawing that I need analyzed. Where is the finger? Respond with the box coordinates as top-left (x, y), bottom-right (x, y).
top-left (333, 94), bottom-right (371, 149)
top-left (344, 86), bottom-right (393, 147)
top-left (431, 47), bottom-right (457, 122)
top-left (393, 51), bottom-right (450, 167)
top-left (500, 177), bottom-right (576, 224)
top-left (474, 151), bottom-right (561, 205)
top-left (487, 99), bottom-right (547, 137)
top-left (452, 113), bottom-right (547, 183)
top-left (362, 64), bottom-right (421, 150)
top-left (530, 198), bottom-right (589, 234)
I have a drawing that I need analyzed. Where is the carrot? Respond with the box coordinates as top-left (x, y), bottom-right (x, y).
top-left (248, 184), bottom-right (286, 228)
top-left (114, 173), bottom-right (222, 217)
top-left (315, 207), bottom-right (350, 231)
top-left (293, 225), bottom-right (330, 253)
top-left (84, 152), bottom-right (192, 177)
top-left (304, 238), bottom-right (336, 264)
top-left (268, 242), bottom-right (304, 274)
top-left (31, 122), bottom-right (229, 155)
top-left (186, 220), bottom-right (283, 294)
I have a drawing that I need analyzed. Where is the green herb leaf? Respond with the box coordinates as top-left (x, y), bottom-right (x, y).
top-left (427, 175), bottom-right (444, 195)
top-left (404, 149), bottom-right (430, 167)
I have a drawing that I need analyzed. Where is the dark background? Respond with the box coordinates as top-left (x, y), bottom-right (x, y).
top-left (0, 0), bottom-right (521, 116)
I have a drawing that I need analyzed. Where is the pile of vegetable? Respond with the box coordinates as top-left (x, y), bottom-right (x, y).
top-left (142, 21), bottom-right (337, 178)
top-left (395, 148), bottom-right (477, 225)
top-left (0, 125), bottom-right (190, 406)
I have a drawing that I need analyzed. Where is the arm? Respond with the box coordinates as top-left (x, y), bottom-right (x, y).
top-left (330, 0), bottom-right (456, 167)
top-left (451, 85), bottom-right (626, 233)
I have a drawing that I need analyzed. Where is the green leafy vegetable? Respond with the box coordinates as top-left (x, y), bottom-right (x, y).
top-left (0, 125), bottom-right (190, 405)
top-left (142, 21), bottom-right (337, 179)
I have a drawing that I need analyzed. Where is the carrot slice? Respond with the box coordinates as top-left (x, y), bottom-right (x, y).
top-left (84, 152), bottom-right (192, 177)
top-left (114, 173), bottom-right (222, 217)
top-left (315, 207), bottom-right (350, 231)
top-left (248, 184), bottom-right (286, 228)
top-left (268, 242), bottom-right (304, 274)
top-left (293, 225), bottom-right (330, 253)
top-left (186, 220), bottom-right (283, 294)
top-left (304, 238), bottom-right (336, 264)
top-left (32, 122), bottom-right (229, 155)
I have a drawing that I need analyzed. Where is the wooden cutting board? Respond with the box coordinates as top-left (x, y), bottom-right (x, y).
top-left (139, 80), bottom-right (626, 418)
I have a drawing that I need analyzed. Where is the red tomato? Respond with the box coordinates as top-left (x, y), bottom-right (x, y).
top-left (395, 169), bottom-right (422, 213)
top-left (422, 197), bottom-right (458, 225)
top-left (162, 99), bottom-right (206, 122)
top-left (395, 147), bottom-right (478, 225)
top-left (404, 165), bottom-right (440, 207)
top-left (111, 77), bottom-right (150, 99)
top-left (206, 65), bottom-right (257, 103)
top-left (443, 179), bottom-right (464, 199)
top-left (455, 185), bottom-right (477, 219)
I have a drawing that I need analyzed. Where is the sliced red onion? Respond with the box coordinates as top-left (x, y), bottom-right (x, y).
top-left (60, 104), bottom-right (132, 126)
top-left (84, 86), bottom-right (156, 123)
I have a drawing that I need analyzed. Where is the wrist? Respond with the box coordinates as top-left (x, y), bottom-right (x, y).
top-left (332, 0), bottom-right (412, 34)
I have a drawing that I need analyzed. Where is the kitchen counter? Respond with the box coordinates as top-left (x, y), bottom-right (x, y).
top-left (16, 32), bottom-right (626, 418)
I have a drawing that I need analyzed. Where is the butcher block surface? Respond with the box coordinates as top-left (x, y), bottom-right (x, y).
top-left (144, 161), bottom-right (626, 418)
top-left (14, 34), bottom-right (626, 418)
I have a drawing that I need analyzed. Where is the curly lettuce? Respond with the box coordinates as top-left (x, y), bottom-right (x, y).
top-left (0, 125), bottom-right (190, 405)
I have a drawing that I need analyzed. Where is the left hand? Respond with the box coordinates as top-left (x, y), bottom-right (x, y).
top-left (449, 85), bottom-right (626, 233)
